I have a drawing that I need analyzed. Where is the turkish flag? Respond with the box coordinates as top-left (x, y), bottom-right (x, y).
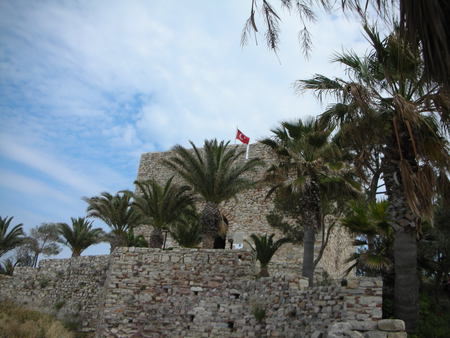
top-left (236, 129), bottom-right (250, 144)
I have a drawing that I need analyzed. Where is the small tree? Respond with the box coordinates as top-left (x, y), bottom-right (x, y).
top-left (247, 234), bottom-right (289, 277)
top-left (20, 223), bottom-right (61, 267)
top-left (57, 217), bottom-right (104, 257)
top-left (0, 216), bottom-right (25, 258)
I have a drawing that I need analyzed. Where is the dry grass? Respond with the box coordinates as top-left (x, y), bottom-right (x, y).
top-left (0, 301), bottom-right (75, 338)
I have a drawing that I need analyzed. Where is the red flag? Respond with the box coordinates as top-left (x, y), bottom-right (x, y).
top-left (236, 129), bottom-right (250, 144)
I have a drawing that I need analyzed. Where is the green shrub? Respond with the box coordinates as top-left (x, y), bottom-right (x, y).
top-left (54, 300), bottom-right (65, 311)
top-left (252, 306), bottom-right (266, 323)
top-left (412, 290), bottom-right (450, 338)
top-left (38, 278), bottom-right (50, 288)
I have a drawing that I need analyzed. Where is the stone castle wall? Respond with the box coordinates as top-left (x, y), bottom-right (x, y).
top-left (0, 255), bottom-right (110, 331)
top-left (1, 249), bottom-right (383, 337)
top-left (97, 248), bottom-right (381, 337)
top-left (136, 142), bottom-right (354, 279)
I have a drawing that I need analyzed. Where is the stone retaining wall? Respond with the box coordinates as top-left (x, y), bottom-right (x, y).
top-left (0, 249), bottom-right (382, 337)
top-left (96, 248), bottom-right (381, 337)
top-left (0, 255), bottom-right (110, 331)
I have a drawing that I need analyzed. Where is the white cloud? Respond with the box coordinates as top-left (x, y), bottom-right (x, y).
top-left (0, 169), bottom-right (74, 205)
top-left (0, 137), bottom-right (105, 195)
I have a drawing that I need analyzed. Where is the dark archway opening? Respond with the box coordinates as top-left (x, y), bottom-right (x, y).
top-left (213, 236), bottom-right (226, 249)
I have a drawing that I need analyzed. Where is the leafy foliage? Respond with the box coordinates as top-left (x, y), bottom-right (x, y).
top-left (17, 223), bottom-right (62, 267)
top-left (163, 139), bottom-right (262, 247)
top-left (0, 258), bottom-right (15, 276)
top-left (0, 216), bottom-right (24, 258)
top-left (247, 233), bottom-right (289, 277)
top-left (0, 300), bottom-right (75, 338)
top-left (169, 209), bottom-right (202, 248)
top-left (262, 118), bottom-right (358, 284)
top-left (342, 200), bottom-right (393, 275)
top-left (163, 139), bottom-right (262, 204)
top-left (57, 217), bottom-right (104, 257)
top-left (83, 191), bottom-right (142, 250)
top-left (133, 177), bottom-right (195, 229)
top-left (125, 229), bottom-right (148, 248)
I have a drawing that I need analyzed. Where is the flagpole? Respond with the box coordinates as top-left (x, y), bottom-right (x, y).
top-left (234, 126), bottom-right (237, 145)
top-left (245, 143), bottom-right (249, 160)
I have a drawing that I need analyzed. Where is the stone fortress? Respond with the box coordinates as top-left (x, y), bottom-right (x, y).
top-left (0, 142), bottom-right (407, 337)
top-left (135, 142), bottom-right (354, 280)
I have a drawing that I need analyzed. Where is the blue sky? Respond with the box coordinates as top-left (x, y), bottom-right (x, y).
top-left (0, 0), bottom-right (369, 258)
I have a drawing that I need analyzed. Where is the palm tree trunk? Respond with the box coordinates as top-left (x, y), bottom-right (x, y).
top-left (259, 265), bottom-right (269, 278)
top-left (149, 227), bottom-right (164, 248)
top-left (301, 179), bottom-right (321, 287)
top-left (200, 202), bottom-right (221, 249)
top-left (109, 232), bottom-right (127, 253)
top-left (302, 224), bottom-right (315, 286)
top-left (71, 250), bottom-right (81, 257)
top-left (394, 228), bottom-right (418, 331)
top-left (384, 155), bottom-right (419, 332)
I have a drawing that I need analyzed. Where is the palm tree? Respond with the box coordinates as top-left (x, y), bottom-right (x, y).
top-left (169, 209), bottom-right (202, 248)
top-left (261, 118), bottom-right (357, 285)
top-left (125, 229), bottom-right (148, 248)
top-left (0, 258), bottom-right (16, 276)
top-left (342, 200), bottom-right (394, 275)
top-left (163, 139), bottom-right (262, 248)
top-left (247, 233), bottom-right (289, 277)
top-left (83, 191), bottom-right (142, 251)
top-left (0, 216), bottom-right (24, 258)
top-left (57, 217), bottom-right (104, 257)
top-left (133, 177), bottom-right (195, 248)
top-left (297, 26), bottom-right (450, 330)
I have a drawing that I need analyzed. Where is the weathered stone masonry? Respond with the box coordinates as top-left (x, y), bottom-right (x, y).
top-left (1, 249), bottom-right (386, 337)
top-left (0, 255), bottom-right (109, 331)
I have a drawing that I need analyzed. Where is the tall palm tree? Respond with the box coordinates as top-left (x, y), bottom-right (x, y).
top-left (57, 217), bottom-right (104, 257)
top-left (163, 139), bottom-right (262, 248)
top-left (247, 233), bottom-right (289, 277)
top-left (83, 191), bottom-right (142, 251)
top-left (133, 177), bottom-right (195, 248)
top-left (297, 26), bottom-right (450, 330)
top-left (0, 216), bottom-right (24, 258)
top-left (261, 118), bottom-right (357, 285)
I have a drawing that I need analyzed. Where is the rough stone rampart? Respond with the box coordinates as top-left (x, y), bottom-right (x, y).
top-left (1, 249), bottom-right (382, 337)
top-left (0, 255), bottom-right (109, 331)
top-left (96, 248), bottom-right (381, 337)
